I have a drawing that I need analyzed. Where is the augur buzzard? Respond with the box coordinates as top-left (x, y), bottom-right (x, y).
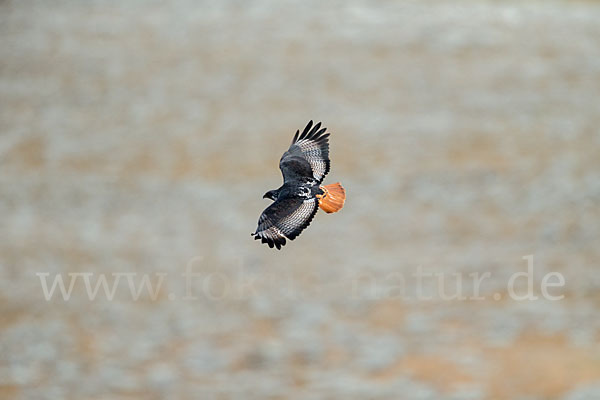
top-left (252, 121), bottom-right (346, 249)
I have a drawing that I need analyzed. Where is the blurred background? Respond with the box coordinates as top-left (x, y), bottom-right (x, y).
top-left (1, 1), bottom-right (600, 399)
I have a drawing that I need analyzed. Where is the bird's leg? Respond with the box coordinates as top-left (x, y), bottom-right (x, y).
top-left (316, 185), bottom-right (328, 200)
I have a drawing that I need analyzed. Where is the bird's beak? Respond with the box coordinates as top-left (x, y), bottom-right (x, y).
top-left (263, 193), bottom-right (269, 199)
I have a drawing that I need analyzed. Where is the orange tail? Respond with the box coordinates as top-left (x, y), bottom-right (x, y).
top-left (317, 182), bottom-right (346, 213)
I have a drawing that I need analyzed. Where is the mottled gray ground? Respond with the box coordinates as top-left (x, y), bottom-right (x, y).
top-left (1, 1), bottom-right (600, 399)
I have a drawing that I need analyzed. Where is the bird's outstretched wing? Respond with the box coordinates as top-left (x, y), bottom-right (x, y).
top-left (252, 196), bottom-right (319, 250)
top-left (279, 121), bottom-right (330, 183)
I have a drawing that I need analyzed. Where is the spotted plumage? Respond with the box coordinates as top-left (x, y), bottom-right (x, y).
top-left (252, 121), bottom-right (346, 250)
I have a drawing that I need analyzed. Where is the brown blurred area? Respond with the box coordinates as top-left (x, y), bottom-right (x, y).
top-left (1, 1), bottom-right (600, 399)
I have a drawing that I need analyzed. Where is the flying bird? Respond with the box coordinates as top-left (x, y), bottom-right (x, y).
top-left (252, 121), bottom-right (346, 249)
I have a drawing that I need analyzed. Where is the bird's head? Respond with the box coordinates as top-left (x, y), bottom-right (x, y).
top-left (263, 189), bottom-right (279, 201)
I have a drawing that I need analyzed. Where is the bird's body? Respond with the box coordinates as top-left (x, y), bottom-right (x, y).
top-left (264, 179), bottom-right (324, 202)
top-left (252, 121), bottom-right (345, 250)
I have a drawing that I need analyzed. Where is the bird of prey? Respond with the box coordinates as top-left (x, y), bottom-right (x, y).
top-left (252, 121), bottom-right (346, 249)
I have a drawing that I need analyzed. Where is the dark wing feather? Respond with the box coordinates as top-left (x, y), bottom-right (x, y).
top-left (279, 120), bottom-right (331, 183)
top-left (252, 196), bottom-right (319, 250)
